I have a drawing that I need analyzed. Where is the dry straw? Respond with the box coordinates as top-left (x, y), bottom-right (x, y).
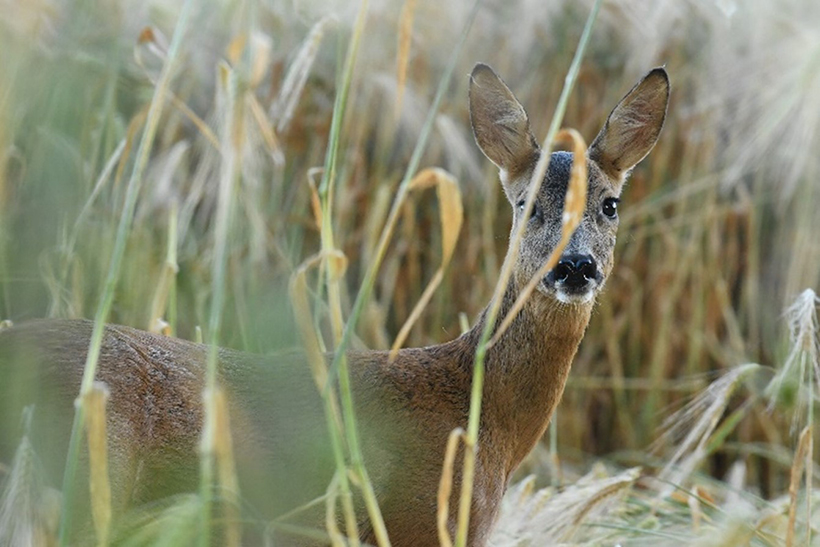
top-left (310, 0), bottom-right (392, 542)
top-left (772, 288), bottom-right (819, 546)
top-left (488, 128), bottom-right (588, 348)
top-left (437, 427), bottom-right (465, 547)
top-left (490, 466), bottom-right (640, 545)
top-left (324, 473), bottom-right (346, 547)
top-left (148, 203), bottom-right (178, 334)
top-left (767, 288), bottom-right (820, 429)
top-left (5, 0), bottom-right (820, 545)
top-left (55, 1), bottom-right (195, 542)
top-left (135, 28), bottom-right (220, 151)
top-left (653, 363), bottom-right (761, 498)
top-left (198, 54), bottom-right (244, 547)
top-left (84, 383), bottom-right (111, 547)
top-left (395, 0), bottom-right (417, 118)
top-left (389, 167), bottom-right (463, 359)
top-left (226, 32), bottom-right (272, 90)
top-left (454, 2), bottom-right (602, 544)
top-left (290, 251), bottom-right (348, 393)
top-left (786, 425), bottom-right (811, 547)
top-left (290, 251), bottom-right (359, 544)
top-left (210, 387), bottom-right (242, 547)
top-left (272, 17), bottom-right (332, 134)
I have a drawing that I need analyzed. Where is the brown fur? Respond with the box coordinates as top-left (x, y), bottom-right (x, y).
top-left (0, 64), bottom-right (669, 546)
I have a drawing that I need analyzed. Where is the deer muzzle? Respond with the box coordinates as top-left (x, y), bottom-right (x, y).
top-left (546, 253), bottom-right (601, 304)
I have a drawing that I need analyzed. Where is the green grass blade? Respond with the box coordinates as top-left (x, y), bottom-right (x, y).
top-left (326, 0), bottom-right (483, 387)
top-left (454, 1), bottom-right (603, 544)
top-left (56, 1), bottom-right (196, 544)
top-left (314, 1), bottom-right (482, 544)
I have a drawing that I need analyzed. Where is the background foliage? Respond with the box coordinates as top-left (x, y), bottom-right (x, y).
top-left (1, 0), bottom-right (819, 544)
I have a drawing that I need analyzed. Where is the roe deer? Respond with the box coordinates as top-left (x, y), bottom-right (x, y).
top-left (0, 63), bottom-right (669, 546)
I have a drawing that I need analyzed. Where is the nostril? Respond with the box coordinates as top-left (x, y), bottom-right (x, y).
top-left (577, 258), bottom-right (597, 280)
top-left (554, 260), bottom-right (573, 282)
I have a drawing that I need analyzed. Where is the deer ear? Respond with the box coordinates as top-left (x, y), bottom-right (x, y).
top-left (589, 67), bottom-right (669, 182)
top-left (469, 64), bottom-right (538, 176)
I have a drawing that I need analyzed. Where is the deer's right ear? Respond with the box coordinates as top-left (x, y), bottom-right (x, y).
top-left (469, 64), bottom-right (538, 176)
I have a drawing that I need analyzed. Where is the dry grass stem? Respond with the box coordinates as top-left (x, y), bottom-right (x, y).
top-left (395, 0), bottom-right (417, 118)
top-left (212, 387), bottom-right (242, 547)
top-left (273, 17), bottom-right (332, 133)
top-left (247, 95), bottom-right (284, 166)
top-left (291, 251), bottom-right (346, 391)
top-left (83, 383), bottom-right (111, 547)
top-left (456, 2), bottom-right (601, 542)
top-left (148, 203), bottom-right (178, 334)
top-left (489, 128), bottom-right (588, 348)
top-left (290, 252), bottom-right (359, 543)
top-left (390, 167), bottom-right (463, 358)
top-left (654, 363), bottom-right (761, 497)
top-left (199, 41), bottom-right (248, 546)
top-left (198, 388), bottom-right (245, 547)
top-left (786, 425), bottom-right (811, 547)
top-left (491, 466), bottom-right (640, 544)
top-left (212, 388), bottom-right (242, 547)
top-left (134, 29), bottom-right (219, 150)
top-left (324, 473), bottom-right (346, 547)
top-left (688, 489), bottom-right (703, 532)
top-left (5, 0), bottom-right (820, 545)
top-left (168, 94), bottom-right (221, 152)
top-left (226, 32), bottom-right (272, 90)
top-left (437, 427), bottom-right (464, 547)
top-left (767, 288), bottom-right (820, 429)
top-left (57, 1), bottom-right (195, 540)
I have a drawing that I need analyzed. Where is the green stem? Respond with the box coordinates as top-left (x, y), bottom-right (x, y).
top-left (326, 0), bottom-right (483, 388)
top-left (56, 2), bottom-right (195, 544)
top-left (323, 392), bottom-right (360, 544)
top-left (319, 6), bottom-right (482, 541)
top-left (319, 0), bottom-right (369, 344)
top-left (454, 1), bottom-right (603, 544)
top-left (315, 0), bottom-right (371, 543)
top-left (199, 44), bottom-right (247, 547)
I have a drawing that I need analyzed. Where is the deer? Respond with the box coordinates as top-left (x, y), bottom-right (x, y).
top-left (0, 63), bottom-right (669, 546)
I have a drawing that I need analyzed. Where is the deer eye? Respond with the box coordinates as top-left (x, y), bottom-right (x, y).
top-left (516, 200), bottom-right (541, 222)
top-left (602, 197), bottom-right (620, 219)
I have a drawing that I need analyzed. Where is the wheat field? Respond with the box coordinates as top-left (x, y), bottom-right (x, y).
top-left (0, 0), bottom-right (819, 545)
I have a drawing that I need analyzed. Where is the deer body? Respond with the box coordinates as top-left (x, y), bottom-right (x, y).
top-left (0, 64), bottom-right (669, 546)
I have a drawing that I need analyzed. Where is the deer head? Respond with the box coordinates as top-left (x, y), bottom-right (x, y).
top-left (469, 64), bottom-right (669, 307)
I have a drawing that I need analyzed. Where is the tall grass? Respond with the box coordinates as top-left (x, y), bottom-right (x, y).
top-left (1, 0), bottom-right (819, 544)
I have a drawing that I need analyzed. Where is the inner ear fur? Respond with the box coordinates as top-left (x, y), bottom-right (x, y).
top-left (588, 68), bottom-right (670, 182)
top-left (469, 63), bottom-right (539, 177)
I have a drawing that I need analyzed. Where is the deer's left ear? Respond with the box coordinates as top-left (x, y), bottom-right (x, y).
top-left (589, 68), bottom-right (670, 184)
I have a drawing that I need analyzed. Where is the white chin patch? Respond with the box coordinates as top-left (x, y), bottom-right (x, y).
top-left (556, 290), bottom-right (595, 305)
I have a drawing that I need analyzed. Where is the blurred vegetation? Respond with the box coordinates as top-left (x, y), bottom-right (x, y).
top-left (1, 0), bottom-right (819, 544)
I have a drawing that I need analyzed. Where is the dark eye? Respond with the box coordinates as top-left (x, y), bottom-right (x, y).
top-left (602, 197), bottom-right (620, 219)
top-left (517, 200), bottom-right (541, 222)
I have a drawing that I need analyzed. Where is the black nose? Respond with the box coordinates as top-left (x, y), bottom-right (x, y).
top-left (553, 254), bottom-right (597, 288)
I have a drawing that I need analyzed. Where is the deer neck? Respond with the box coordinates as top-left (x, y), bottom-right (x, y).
top-left (463, 282), bottom-right (592, 474)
